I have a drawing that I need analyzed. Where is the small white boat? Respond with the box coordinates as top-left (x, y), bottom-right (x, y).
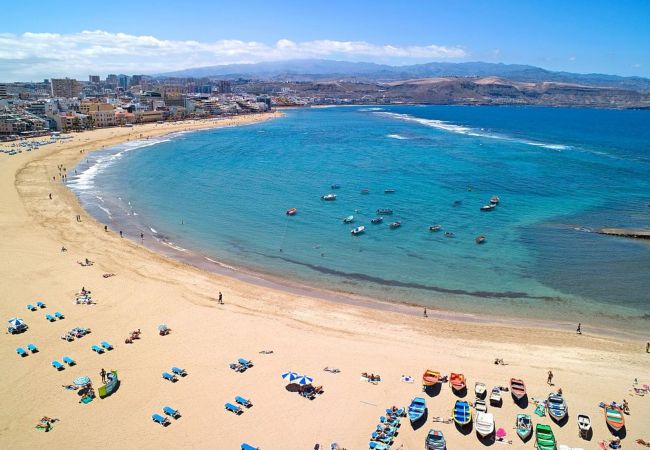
top-left (480, 204), bottom-right (496, 211)
top-left (489, 387), bottom-right (502, 405)
top-left (475, 412), bottom-right (495, 437)
top-left (429, 225), bottom-right (442, 232)
top-left (490, 196), bottom-right (500, 205)
top-left (474, 398), bottom-right (487, 413)
top-left (343, 215), bottom-right (354, 224)
top-left (475, 382), bottom-right (487, 398)
top-left (321, 193), bottom-right (337, 201)
top-left (351, 226), bottom-right (365, 236)
top-left (577, 414), bottom-right (591, 439)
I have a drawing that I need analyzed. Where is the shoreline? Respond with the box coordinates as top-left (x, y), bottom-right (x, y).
top-left (2, 110), bottom-right (649, 449)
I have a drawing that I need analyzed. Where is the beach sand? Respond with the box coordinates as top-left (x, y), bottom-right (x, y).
top-left (1, 113), bottom-right (649, 449)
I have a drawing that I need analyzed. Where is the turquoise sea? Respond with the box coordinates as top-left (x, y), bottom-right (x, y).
top-left (69, 106), bottom-right (650, 334)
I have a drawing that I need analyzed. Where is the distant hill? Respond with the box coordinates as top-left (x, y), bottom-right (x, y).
top-left (159, 59), bottom-right (650, 92)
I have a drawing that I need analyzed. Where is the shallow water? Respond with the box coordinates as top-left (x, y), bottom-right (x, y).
top-left (69, 106), bottom-right (650, 333)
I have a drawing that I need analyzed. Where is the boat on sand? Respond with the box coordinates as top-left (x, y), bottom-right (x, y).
top-left (475, 382), bottom-right (487, 398)
top-left (510, 378), bottom-right (526, 401)
top-left (535, 423), bottom-right (556, 450)
top-left (516, 413), bottom-right (532, 440)
top-left (407, 397), bottom-right (427, 422)
top-left (453, 400), bottom-right (472, 426)
top-left (422, 370), bottom-right (440, 387)
top-left (547, 392), bottom-right (567, 421)
top-left (489, 386), bottom-right (502, 405)
top-left (577, 414), bottom-right (591, 439)
top-left (450, 373), bottom-right (466, 392)
top-left (475, 412), bottom-right (494, 437)
top-left (604, 403), bottom-right (625, 431)
top-left (425, 429), bottom-right (446, 450)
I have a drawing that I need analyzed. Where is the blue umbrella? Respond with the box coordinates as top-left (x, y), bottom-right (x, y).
top-left (158, 324), bottom-right (168, 331)
top-left (8, 318), bottom-right (24, 327)
top-left (281, 371), bottom-right (299, 382)
top-left (295, 375), bottom-right (314, 386)
top-left (73, 376), bottom-right (91, 386)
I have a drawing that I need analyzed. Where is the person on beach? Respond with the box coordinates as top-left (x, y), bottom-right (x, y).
top-left (140, 233), bottom-right (144, 240)
top-left (100, 368), bottom-right (106, 383)
top-left (218, 292), bottom-right (223, 304)
top-left (547, 370), bottom-right (554, 385)
top-left (646, 342), bottom-right (649, 353)
top-left (577, 323), bottom-right (582, 334)
top-left (423, 307), bottom-right (428, 318)
top-left (49, 193), bottom-right (52, 200)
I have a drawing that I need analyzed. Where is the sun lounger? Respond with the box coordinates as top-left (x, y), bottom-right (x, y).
top-left (55, 312), bottom-right (65, 319)
top-left (26, 304), bottom-right (36, 311)
top-left (27, 343), bottom-right (38, 353)
top-left (229, 363), bottom-right (245, 372)
top-left (371, 432), bottom-right (393, 444)
top-left (369, 442), bottom-right (390, 450)
top-left (163, 406), bottom-right (180, 418)
top-left (238, 358), bottom-right (253, 368)
top-left (63, 356), bottom-right (75, 366)
top-left (162, 372), bottom-right (177, 382)
top-left (16, 347), bottom-right (28, 357)
top-left (235, 396), bottom-right (252, 407)
top-left (37, 301), bottom-right (46, 308)
top-left (385, 407), bottom-right (405, 417)
top-left (152, 413), bottom-right (170, 426)
top-left (379, 416), bottom-right (400, 427)
top-left (91, 345), bottom-right (104, 353)
top-left (52, 360), bottom-right (64, 370)
top-left (45, 314), bottom-right (56, 322)
top-left (100, 341), bottom-right (113, 350)
top-left (241, 444), bottom-right (259, 450)
top-left (171, 367), bottom-right (186, 376)
top-left (225, 402), bottom-right (243, 414)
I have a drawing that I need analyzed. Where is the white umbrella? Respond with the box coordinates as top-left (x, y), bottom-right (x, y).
top-left (295, 375), bottom-right (314, 386)
top-left (281, 371), bottom-right (299, 382)
top-left (73, 376), bottom-right (91, 386)
top-left (8, 318), bottom-right (24, 327)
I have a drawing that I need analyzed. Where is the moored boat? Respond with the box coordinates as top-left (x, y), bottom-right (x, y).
top-left (343, 215), bottom-right (354, 224)
top-left (384, 188), bottom-right (396, 194)
top-left (376, 208), bottom-right (393, 215)
top-left (351, 226), bottom-right (365, 236)
top-left (360, 188), bottom-right (370, 194)
top-left (510, 378), bottom-right (526, 401)
top-left (604, 403), bottom-right (625, 431)
top-left (371, 217), bottom-right (383, 224)
top-left (331, 184), bottom-right (341, 189)
top-left (453, 400), bottom-right (472, 426)
top-left (475, 235), bottom-right (486, 244)
top-left (444, 231), bottom-right (455, 238)
top-left (475, 412), bottom-right (494, 437)
top-left (407, 397), bottom-right (427, 422)
top-left (321, 193), bottom-right (337, 201)
top-left (449, 373), bottom-right (466, 392)
top-left (547, 392), bottom-right (567, 421)
top-left (286, 208), bottom-right (297, 216)
top-left (535, 423), bottom-right (556, 450)
top-left (389, 221), bottom-right (401, 229)
top-left (429, 225), bottom-right (442, 232)
top-left (516, 413), bottom-right (532, 441)
top-left (422, 369), bottom-right (440, 387)
top-left (480, 204), bottom-right (496, 211)
top-left (490, 196), bottom-right (500, 204)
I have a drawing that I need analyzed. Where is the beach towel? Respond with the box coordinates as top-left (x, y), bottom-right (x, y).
top-left (80, 396), bottom-right (93, 404)
top-left (401, 375), bottom-right (414, 383)
top-left (534, 402), bottom-right (546, 417)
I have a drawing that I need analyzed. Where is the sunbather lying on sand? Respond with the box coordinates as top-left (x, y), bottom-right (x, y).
top-left (636, 439), bottom-right (650, 448)
top-left (102, 273), bottom-right (115, 278)
top-left (323, 367), bottom-right (340, 373)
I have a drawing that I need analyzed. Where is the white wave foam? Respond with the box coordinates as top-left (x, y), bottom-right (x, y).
top-left (161, 241), bottom-right (187, 252)
top-left (204, 256), bottom-right (236, 270)
top-left (97, 205), bottom-right (112, 219)
top-left (386, 134), bottom-right (409, 140)
top-left (359, 107), bottom-right (384, 112)
top-left (149, 227), bottom-right (157, 234)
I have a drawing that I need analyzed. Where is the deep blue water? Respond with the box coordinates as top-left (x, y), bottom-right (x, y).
top-left (70, 106), bottom-right (650, 330)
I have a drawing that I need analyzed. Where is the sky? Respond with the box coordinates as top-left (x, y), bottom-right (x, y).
top-left (1, 0), bottom-right (649, 81)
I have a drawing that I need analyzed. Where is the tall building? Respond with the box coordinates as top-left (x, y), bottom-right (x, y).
top-left (130, 75), bottom-right (143, 86)
top-left (106, 74), bottom-right (118, 87)
top-left (89, 75), bottom-right (101, 83)
top-left (50, 78), bottom-right (82, 98)
top-left (218, 80), bottom-right (232, 94)
top-left (0, 83), bottom-right (7, 99)
top-left (117, 74), bottom-right (129, 91)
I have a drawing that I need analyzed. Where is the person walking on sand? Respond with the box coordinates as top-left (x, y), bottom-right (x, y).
top-left (49, 193), bottom-right (52, 200)
top-left (218, 292), bottom-right (223, 304)
top-left (576, 323), bottom-right (582, 334)
top-left (423, 307), bottom-right (428, 318)
top-left (100, 368), bottom-right (106, 383)
top-left (646, 342), bottom-right (650, 353)
top-left (547, 370), bottom-right (554, 385)
top-left (119, 231), bottom-right (123, 238)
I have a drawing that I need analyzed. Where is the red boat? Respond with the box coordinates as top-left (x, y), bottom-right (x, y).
top-left (450, 373), bottom-right (466, 392)
top-left (286, 208), bottom-right (297, 216)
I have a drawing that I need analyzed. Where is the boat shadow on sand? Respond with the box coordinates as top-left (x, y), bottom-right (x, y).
top-left (454, 421), bottom-right (473, 436)
top-left (550, 413), bottom-right (570, 427)
top-left (513, 394), bottom-right (529, 409)
top-left (607, 424), bottom-right (626, 439)
top-left (452, 386), bottom-right (468, 398)
top-left (423, 384), bottom-right (442, 398)
top-left (477, 433), bottom-right (497, 447)
top-left (410, 409), bottom-right (428, 431)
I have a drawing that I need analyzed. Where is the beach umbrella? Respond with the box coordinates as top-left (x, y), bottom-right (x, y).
top-left (496, 428), bottom-right (507, 439)
top-left (8, 317), bottom-right (24, 327)
top-left (158, 324), bottom-right (168, 331)
top-left (295, 375), bottom-right (314, 386)
top-left (281, 371), bottom-right (299, 382)
top-left (73, 376), bottom-right (91, 386)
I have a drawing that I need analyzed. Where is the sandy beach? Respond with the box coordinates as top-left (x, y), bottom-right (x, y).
top-left (1, 113), bottom-right (649, 449)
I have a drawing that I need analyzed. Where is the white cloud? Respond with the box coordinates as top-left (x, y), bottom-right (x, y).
top-left (0, 30), bottom-right (467, 81)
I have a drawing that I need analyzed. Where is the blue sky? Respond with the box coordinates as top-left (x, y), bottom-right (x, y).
top-left (1, 0), bottom-right (649, 81)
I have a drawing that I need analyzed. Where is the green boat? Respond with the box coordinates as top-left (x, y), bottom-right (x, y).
top-left (535, 423), bottom-right (556, 450)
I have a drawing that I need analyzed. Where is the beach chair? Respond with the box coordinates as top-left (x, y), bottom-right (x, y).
top-left (171, 367), bottom-right (186, 376)
top-left (27, 343), bottom-right (38, 353)
top-left (55, 312), bottom-right (65, 319)
top-left (63, 356), bottom-right (75, 366)
top-left (45, 314), bottom-right (56, 322)
top-left (162, 372), bottom-right (177, 382)
top-left (151, 413), bottom-right (170, 426)
top-left (52, 360), bottom-right (64, 370)
top-left (238, 358), bottom-right (253, 368)
top-left (91, 345), bottom-right (104, 354)
top-left (235, 395), bottom-right (252, 407)
top-left (26, 304), bottom-right (36, 311)
top-left (229, 363), bottom-right (245, 372)
top-left (36, 301), bottom-right (46, 308)
top-left (241, 444), bottom-right (259, 450)
top-left (163, 406), bottom-right (180, 419)
top-left (379, 416), bottom-right (400, 427)
top-left (16, 347), bottom-right (28, 357)
top-left (371, 432), bottom-right (393, 444)
top-left (376, 424), bottom-right (397, 436)
top-left (100, 341), bottom-right (113, 350)
top-left (225, 402), bottom-right (243, 415)
top-left (369, 442), bottom-right (390, 450)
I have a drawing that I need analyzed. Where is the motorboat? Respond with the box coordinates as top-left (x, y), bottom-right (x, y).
top-left (321, 194), bottom-right (337, 201)
top-left (286, 208), bottom-right (297, 216)
top-left (577, 414), bottom-right (591, 439)
top-left (429, 225), bottom-right (442, 232)
top-left (331, 184), bottom-right (341, 189)
top-left (444, 231), bottom-right (455, 238)
top-left (475, 412), bottom-right (494, 437)
top-left (389, 221), bottom-right (401, 229)
top-left (371, 217), bottom-right (383, 224)
top-left (490, 196), bottom-right (500, 204)
top-left (475, 235), bottom-right (486, 244)
top-left (475, 382), bottom-right (487, 398)
top-left (376, 208), bottom-right (393, 215)
top-left (489, 387), bottom-right (502, 406)
top-left (343, 215), bottom-right (354, 224)
top-left (384, 189), bottom-right (396, 194)
top-left (351, 226), bottom-right (365, 236)
top-left (480, 204), bottom-right (496, 211)
top-left (360, 188), bottom-right (370, 194)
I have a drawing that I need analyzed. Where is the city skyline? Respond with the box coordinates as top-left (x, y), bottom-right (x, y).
top-left (1, 0), bottom-right (649, 81)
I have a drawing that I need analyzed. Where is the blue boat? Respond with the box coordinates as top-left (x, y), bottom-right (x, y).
top-left (376, 208), bottom-right (393, 215)
top-left (407, 396), bottom-right (427, 422)
top-left (453, 400), bottom-right (472, 426)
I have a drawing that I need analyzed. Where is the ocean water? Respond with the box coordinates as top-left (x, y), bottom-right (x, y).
top-left (69, 106), bottom-right (650, 333)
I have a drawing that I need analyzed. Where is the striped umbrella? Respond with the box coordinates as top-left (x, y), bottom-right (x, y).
top-left (8, 318), bottom-right (24, 327)
top-left (295, 375), bottom-right (314, 386)
top-left (281, 371), bottom-right (299, 382)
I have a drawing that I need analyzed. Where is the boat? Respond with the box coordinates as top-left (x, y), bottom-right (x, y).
top-left (490, 196), bottom-right (500, 204)
top-left (510, 378), bottom-right (526, 401)
top-left (422, 370), bottom-right (440, 387)
top-left (515, 413), bottom-right (532, 441)
top-left (475, 382), bottom-right (487, 398)
top-left (351, 226), bottom-right (365, 236)
top-left (371, 217), bottom-right (383, 224)
top-left (475, 412), bottom-right (494, 437)
top-left (331, 184), bottom-right (341, 189)
top-left (453, 200), bottom-right (462, 206)
top-left (384, 189), bottom-right (396, 194)
top-left (547, 392), bottom-right (567, 421)
top-left (286, 208), bottom-right (297, 216)
top-left (343, 216), bottom-right (354, 224)
top-left (489, 387), bottom-right (502, 405)
top-left (604, 403), bottom-right (625, 431)
top-left (480, 204), bottom-right (496, 211)
top-left (321, 194), bottom-right (337, 201)
top-left (453, 400), bottom-right (472, 426)
top-left (475, 235), bottom-right (486, 244)
top-left (429, 225), bottom-right (442, 232)
top-left (376, 208), bottom-right (393, 215)
top-left (389, 221), bottom-right (401, 229)
top-left (425, 429), bottom-right (446, 450)
top-left (577, 414), bottom-right (591, 439)
top-left (444, 231), bottom-right (455, 238)
top-left (407, 397), bottom-right (427, 422)
top-left (449, 373), bottom-right (466, 392)
top-left (535, 423), bottom-right (556, 450)
top-left (474, 399), bottom-right (487, 413)
top-left (360, 188), bottom-right (370, 194)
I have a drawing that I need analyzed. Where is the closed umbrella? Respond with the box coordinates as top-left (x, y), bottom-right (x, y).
top-left (73, 376), bottom-right (91, 386)
top-left (295, 375), bottom-right (314, 386)
top-left (281, 371), bottom-right (299, 382)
